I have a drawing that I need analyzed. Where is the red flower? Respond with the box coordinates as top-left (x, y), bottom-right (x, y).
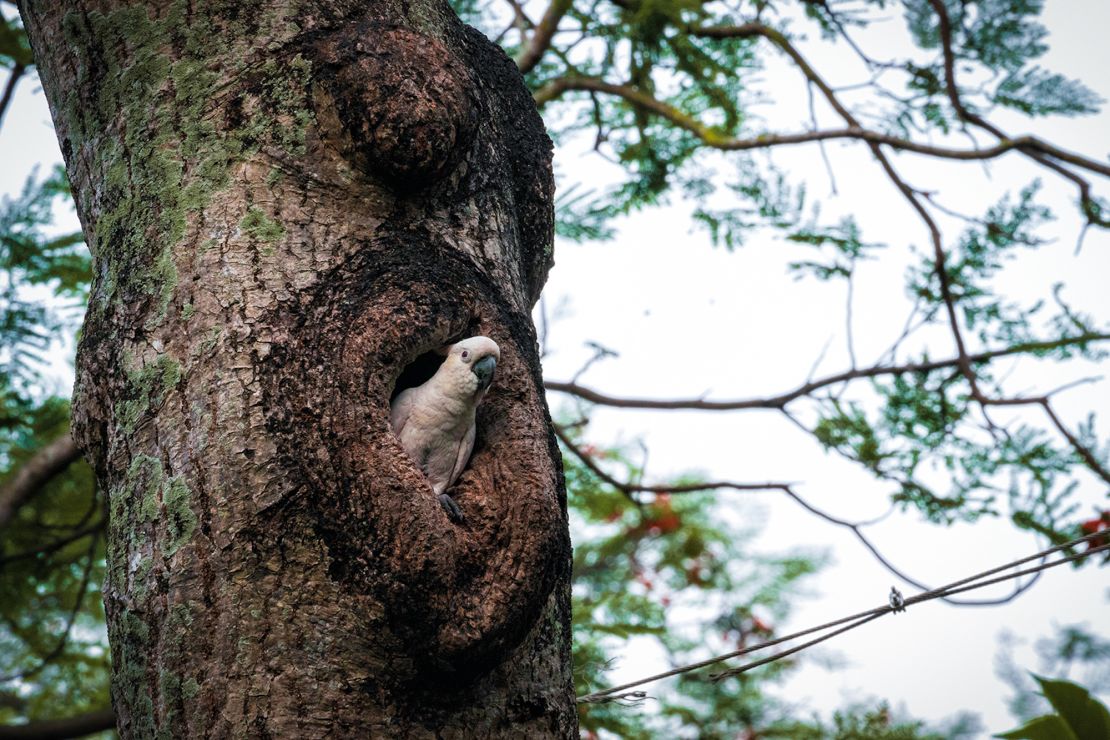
top-left (1080, 511), bottom-right (1110, 550)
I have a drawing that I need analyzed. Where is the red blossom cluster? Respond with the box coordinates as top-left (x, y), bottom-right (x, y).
top-left (1079, 510), bottom-right (1110, 549)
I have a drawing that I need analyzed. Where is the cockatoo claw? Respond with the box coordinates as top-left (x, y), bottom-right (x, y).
top-left (439, 493), bottom-right (464, 524)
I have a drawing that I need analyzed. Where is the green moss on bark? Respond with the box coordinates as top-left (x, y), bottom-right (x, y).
top-left (110, 609), bottom-right (156, 738)
top-left (59, 3), bottom-right (313, 326)
top-left (109, 451), bottom-right (196, 563)
top-left (115, 354), bottom-right (182, 434)
top-left (240, 207), bottom-right (286, 242)
top-left (162, 476), bottom-right (197, 555)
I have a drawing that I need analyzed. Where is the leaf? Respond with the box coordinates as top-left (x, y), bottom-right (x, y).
top-left (1035, 674), bottom-right (1110, 740)
top-left (994, 715), bottom-right (1077, 740)
top-left (995, 67), bottom-right (1103, 118)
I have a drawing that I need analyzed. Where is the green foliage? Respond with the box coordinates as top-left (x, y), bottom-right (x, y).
top-left (0, 400), bottom-right (108, 725)
top-left (564, 422), bottom-right (822, 736)
top-left (995, 675), bottom-right (1110, 740)
top-left (564, 424), bottom-right (981, 737)
top-left (900, 0), bottom-right (1101, 130)
top-left (0, 12), bottom-right (32, 68)
top-left (693, 158), bottom-right (808, 251)
top-left (995, 67), bottom-right (1104, 118)
top-left (809, 365), bottom-right (1098, 537)
top-left (0, 166), bottom-right (89, 409)
top-left (555, 184), bottom-right (618, 242)
top-left (822, 703), bottom-right (952, 739)
top-left (1, 33), bottom-right (106, 724)
top-left (997, 623), bottom-right (1110, 724)
top-left (907, 183), bottom-right (1056, 345)
top-left (788, 217), bottom-right (879, 281)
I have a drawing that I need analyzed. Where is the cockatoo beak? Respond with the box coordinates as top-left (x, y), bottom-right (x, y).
top-left (472, 355), bottom-right (496, 390)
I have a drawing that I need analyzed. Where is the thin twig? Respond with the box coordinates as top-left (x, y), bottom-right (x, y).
top-left (516, 0), bottom-right (573, 74)
top-left (557, 422), bottom-right (1036, 605)
top-left (536, 77), bottom-right (1109, 175)
top-left (926, 0), bottom-right (1110, 223)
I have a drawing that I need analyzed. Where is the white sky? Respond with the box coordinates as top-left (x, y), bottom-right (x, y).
top-left (1, 2), bottom-right (1108, 736)
top-left (536, 1), bottom-right (1110, 734)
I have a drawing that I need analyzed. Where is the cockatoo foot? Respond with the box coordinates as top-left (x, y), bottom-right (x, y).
top-left (439, 493), bottom-right (464, 524)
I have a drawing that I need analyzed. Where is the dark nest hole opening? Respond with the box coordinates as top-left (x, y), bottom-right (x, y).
top-left (390, 350), bottom-right (447, 402)
top-left (389, 318), bottom-right (483, 402)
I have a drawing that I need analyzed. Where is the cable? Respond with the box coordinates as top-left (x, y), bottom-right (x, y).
top-left (577, 531), bottom-right (1109, 704)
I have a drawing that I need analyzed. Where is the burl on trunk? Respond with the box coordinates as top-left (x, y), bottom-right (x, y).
top-left (20, 0), bottom-right (576, 736)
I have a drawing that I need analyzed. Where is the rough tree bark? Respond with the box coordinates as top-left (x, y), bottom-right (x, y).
top-left (19, 0), bottom-right (575, 736)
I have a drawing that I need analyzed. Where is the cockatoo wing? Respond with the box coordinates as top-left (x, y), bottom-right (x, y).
top-left (389, 388), bottom-right (417, 438)
top-left (446, 422), bottom-right (476, 492)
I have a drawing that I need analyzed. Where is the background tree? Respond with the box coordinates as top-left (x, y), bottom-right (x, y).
top-left (2, 0), bottom-right (1108, 737)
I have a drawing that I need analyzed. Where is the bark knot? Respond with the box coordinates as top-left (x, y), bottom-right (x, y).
top-left (315, 25), bottom-right (478, 190)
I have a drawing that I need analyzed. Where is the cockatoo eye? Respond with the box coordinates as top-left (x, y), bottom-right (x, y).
top-left (461, 349), bottom-right (470, 361)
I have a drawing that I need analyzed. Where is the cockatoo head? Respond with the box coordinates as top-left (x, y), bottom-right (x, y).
top-left (440, 335), bottom-right (500, 397)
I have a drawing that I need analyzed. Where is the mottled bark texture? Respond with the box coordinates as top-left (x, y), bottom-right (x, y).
top-left (20, 0), bottom-right (575, 736)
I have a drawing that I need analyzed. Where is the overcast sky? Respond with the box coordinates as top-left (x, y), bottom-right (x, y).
top-left (536, 1), bottom-right (1110, 733)
top-left (2, 2), bottom-right (1108, 735)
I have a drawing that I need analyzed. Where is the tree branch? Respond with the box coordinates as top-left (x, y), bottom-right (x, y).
top-left (0, 520), bottom-right (103, 565)
top-left (0, 530), bottom-right (99, 683)
top-left (709, 21), bottom-right (1003, 412)
top-left (0, 62), bottom-right (26, 131)
top-left (0, 710), bottom-right (116, 740)
top-left (554, 424), bottom-right (791, 497)
top-left (544, 333), bottom-right (1110, 412)
top-left (1039, 400), bottom-right (1110, 487)
top-left (532, 76), bottom-right (1110, 175)
top-left (515, 0), bottom-right (573, 75)
top-left (925, 0), bottom-right (1110, 224)
top-left (0, 433), bottom-right (82, 529)
top-left (559, 419), bottom-right (1038, 606)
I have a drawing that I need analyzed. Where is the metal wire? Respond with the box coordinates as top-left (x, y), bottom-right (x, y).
top-left (577, 531), bottom-right (1109, 704)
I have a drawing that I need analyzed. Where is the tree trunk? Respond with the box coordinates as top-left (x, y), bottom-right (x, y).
top-left (19, 1), bottom-right (575, 736)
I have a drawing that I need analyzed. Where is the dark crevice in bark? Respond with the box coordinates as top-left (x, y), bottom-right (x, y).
top-left (262, 230), bottom-right (570, 683)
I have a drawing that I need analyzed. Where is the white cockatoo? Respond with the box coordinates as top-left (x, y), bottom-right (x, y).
top-left (389, 336), bottom-right (500, 522)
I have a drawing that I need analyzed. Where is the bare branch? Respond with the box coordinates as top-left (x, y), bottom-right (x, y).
top-left (557, 419), bottom-right (1037, 605)
top-left (0, 62), bottom-right (26, 132)
top-left (515, 0), bottom-right (573, 74)
top-left (555, 423), bottom-right (792, 497)
top-left (0, 709), bottom-right (115, 740)
top-left (0, 521), bottom-right (103, 565)
top-left (532, 76), bottom-right (1110, 176)
top-left (545, 333), bottom-right (1110, 412)
top-left (0, 530), bottom-right (98, 683)
top-left (1040, 401), bottom-right (1110, 487)
top-left (0, 433), bottom-right (82, 530)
